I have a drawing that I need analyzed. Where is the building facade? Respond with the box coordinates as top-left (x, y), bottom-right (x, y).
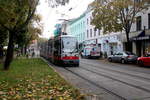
top-left (67, 13), bottom-right (86, 49)
top-left (63, 4), bottom-right (124, 57)
top-left (97, 33), bottom-right (123, 56)
top-left (122, 7), bottom-right (150, 56)
top-left (84, 6), bottom-right (101, 46)
top-left (64, 1), bottom-right (150, 57)
top-left (84, 6), bottom-right (123, 56)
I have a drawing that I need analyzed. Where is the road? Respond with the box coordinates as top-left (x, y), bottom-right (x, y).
top-left (48, 58), bottom-right (150, 100)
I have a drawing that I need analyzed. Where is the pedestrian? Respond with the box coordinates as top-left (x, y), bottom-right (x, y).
top-left (32, 51), bottom-right (35, 57)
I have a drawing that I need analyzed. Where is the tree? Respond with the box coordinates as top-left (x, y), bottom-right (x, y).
top-left (37, 37), bottom-right (48, 50)
top-left (0, 28), bottom-right (8, 46)
top-left (0, 28), bottom-right (8, 58)
top-left (0, 0), bottom-right (69, 70)
top-left (15, 14), bottom-right (42, 55)
top-left (91, 0), bottom-right (150, 50)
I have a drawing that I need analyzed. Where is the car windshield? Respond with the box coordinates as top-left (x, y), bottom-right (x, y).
top-left (62, 37), bottom-right (78, 53)
top-left (125, 51), bottom-right (135, 55)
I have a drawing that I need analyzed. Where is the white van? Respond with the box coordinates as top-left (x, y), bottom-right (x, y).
top-left (81, 45), bottom-right (101, 58)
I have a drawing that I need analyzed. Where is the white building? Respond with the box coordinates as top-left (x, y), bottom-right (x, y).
top-left (122, 7), bottom-right (150, 56)
top-left (85, 5), bottom-right (123, 56)
top-left (97, 33), bottom-right (123, 56)
top-left (28, 40), bottom-right (40, 57)
top-left (85, 6), bottom-right (101, 43)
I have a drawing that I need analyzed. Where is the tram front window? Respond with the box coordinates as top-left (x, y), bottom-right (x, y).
top-left (62, 37), bottom-right (78, 53)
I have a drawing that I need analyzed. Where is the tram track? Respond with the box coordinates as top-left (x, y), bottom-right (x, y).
top-left (64, 67), bottom-right (127, 100)
top-left (80, 61), bottom-right (150, 82)
top-left (43, 58), bottom-right (150, 100)
top-left (81, 59), bottom-right (150, 75)
top-left (79, 65), bottom-right (150, 93)
top-left (42, 58), bottom-right (126, 100)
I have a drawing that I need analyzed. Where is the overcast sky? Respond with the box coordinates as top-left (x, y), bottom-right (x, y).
top-left (37, 0), bottom-right (94, 38)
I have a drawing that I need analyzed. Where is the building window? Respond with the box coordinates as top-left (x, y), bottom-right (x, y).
top-left (83, 21), bottom-right (85, 27)
top-left (87, 18), bottom-right (88, 25)
top-left (90, 17), bottom-right (92, 25)
top-left (98, 29), bottom-right (100, 36)
top-left (87, 30), bottom-right (89, 38)
top-left (148, 14), bottom-right (150, 29)
top-left (79, 34), bottom-right (81, 41)
top-left (136, 16), bottom-right (142, 31)
top-left (94, 28), bottom-right (96, 37)
top-left (90, 29), bottom-right (92, 37)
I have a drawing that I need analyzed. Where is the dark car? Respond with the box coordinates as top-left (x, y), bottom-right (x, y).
top-left (108, 51), bottom-right (138, 64)
top-left (137, 53), bottom-right (150, 66)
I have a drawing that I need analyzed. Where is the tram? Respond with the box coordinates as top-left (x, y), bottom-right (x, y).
top-left (40, 35), bottom-right (79, 66)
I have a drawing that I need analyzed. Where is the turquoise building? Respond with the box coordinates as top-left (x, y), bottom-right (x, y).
top-left (53, 24), bottom-right (62, 36)
top-left (68, 13), bottom-right (86, 48)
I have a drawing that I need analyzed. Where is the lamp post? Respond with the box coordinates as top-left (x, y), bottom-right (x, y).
top-left (143, 26), bottom-right (146, 56)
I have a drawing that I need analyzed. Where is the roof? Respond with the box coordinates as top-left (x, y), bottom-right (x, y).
top-left (60, 35), bottom-right (76, 38)
top-left (69, 13), bottom-right (86, 25)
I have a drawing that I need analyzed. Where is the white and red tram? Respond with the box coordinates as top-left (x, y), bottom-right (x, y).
top-left (40, 35), bottom-right (79, 66)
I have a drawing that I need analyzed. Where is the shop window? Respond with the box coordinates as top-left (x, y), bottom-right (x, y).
top-left (136, 16), bottom-right (142, 31)
top-left (148, 14), bottom-right (150, 29)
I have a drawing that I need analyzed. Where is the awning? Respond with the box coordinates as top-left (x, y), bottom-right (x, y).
top-left (130, 30), bottom-right (150, 41)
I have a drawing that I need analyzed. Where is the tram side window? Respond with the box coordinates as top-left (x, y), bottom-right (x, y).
top-left (54, 40), bottom-right (60, 55)
top-left (50, 43), bottom-right (52, 55)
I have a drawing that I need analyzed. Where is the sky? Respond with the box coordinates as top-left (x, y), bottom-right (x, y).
top-left (37, 0), bottom-right (94, 38)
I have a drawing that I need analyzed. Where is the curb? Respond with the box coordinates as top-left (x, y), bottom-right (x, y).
top-left (40, 57), bottom-right (71, 83)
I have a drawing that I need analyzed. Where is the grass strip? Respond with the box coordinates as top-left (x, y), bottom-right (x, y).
top-left (0, 58), bottom-right (84, 100)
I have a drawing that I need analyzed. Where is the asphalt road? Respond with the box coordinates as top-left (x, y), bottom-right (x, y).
top-left (48, 58), bottom-right (150, 100)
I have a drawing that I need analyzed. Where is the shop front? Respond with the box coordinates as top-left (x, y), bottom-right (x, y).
top-left (131, 34), bottom-right (150, 56)
top-left (84, 39), bottom-right (97, 46)
top-left (130, 29), bottom-right (150, 56)
top-left (97, 34), bottom-right (123, 56)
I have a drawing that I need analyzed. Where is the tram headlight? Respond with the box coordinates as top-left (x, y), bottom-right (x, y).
top-left (62, 54), bottom-right (67, 57)
top-left (61, 54), bottom-right (65, 57)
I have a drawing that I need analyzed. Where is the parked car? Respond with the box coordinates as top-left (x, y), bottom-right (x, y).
top-left (108, 51), bottom-right (138, 64)
top-left (137, 53), bottom-right (150, 66)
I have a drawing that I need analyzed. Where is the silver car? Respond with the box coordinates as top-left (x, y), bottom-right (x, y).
top-left (108, 51), bottom-right (138, 64)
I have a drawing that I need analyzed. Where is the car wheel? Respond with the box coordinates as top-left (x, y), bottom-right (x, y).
top-left (121, 59), bottom-right (125, 64)
top-left (108, 58), bottom-right (112, 62)
top-left (138, 60), bottom-right (144, 66)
